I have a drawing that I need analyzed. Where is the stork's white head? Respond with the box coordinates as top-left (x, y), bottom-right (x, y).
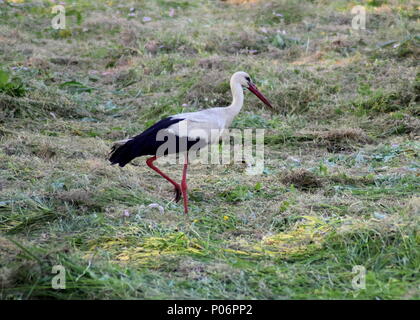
top-left (231, 71), bottom-right (273, 109)
top-left (231, 71), bottom-right (253, 87)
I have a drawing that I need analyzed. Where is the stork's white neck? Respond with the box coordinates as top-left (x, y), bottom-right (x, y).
top-left (225, 80), bottom-right (244, 123)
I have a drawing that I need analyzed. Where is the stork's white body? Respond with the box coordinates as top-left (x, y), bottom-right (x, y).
top-left (165, 75), bottom-right (245, 145)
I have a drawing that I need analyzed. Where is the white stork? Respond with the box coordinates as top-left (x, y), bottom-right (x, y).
top-left (109, 71), bottom-right (273, 214)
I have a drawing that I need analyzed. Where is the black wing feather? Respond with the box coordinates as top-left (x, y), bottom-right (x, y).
top-left (109, 117), bottom-right (184, 167)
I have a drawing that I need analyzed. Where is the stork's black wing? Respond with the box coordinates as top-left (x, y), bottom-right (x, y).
top-left (109, 117), bottom-right (184, 167)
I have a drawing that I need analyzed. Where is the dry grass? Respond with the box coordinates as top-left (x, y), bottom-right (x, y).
top-left (316, 128), bottom-right (372, 152)
top-left (280, 169), bottom-right (323, 191)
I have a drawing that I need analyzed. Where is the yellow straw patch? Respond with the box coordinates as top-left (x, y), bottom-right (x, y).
top-left (87, 218), bottom-right (332, 266)
top-left (225, 216), bottom-right (332, 258)
top-left (88, 232), bottom-right (204, 267)
top-left (256, 216), bottom-right (330, 257)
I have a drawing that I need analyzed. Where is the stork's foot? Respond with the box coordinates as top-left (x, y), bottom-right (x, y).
top-left (174, 186), bottom-right (182, 203)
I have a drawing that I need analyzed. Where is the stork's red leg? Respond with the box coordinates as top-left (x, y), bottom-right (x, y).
top-left (181, 154), bottom-right (189, 214)
top-left (146, 156), bottom-right (181, 202)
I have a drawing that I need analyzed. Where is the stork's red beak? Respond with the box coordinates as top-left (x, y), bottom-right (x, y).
top-left (247, 83), bottom-right (273, 109)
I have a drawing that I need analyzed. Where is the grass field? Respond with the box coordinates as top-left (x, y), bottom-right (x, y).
top-left (0, 0), bottom-right (419, 299)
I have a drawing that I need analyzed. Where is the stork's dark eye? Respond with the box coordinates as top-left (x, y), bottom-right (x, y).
top-left (245, 76), bottom-right (251, 82)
